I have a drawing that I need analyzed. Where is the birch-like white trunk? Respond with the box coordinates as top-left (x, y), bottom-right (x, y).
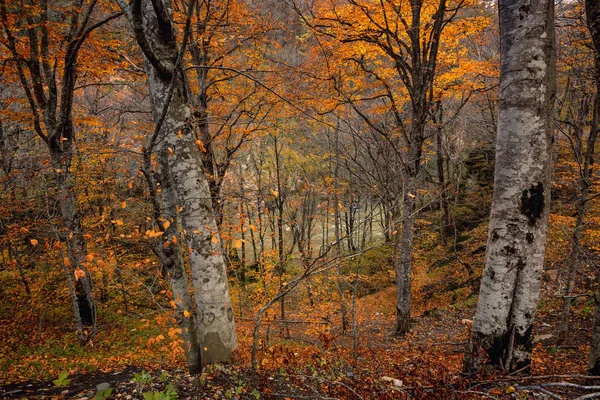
top-left (126, 0), bottom-right (237, 365)
top-left (158, 157), bottom-right (202, 373)
top-left (464, 0), bottom-right (555, 373)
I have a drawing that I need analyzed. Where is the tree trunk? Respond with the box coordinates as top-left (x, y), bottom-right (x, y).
top-left (158, 156), bottom-right (202, 374)
top-left (586, 0), bottom-right (600, 375)
top-left (557, 199), bottom-right (586, 342)
top-left (394, 172), bottom-right (417, 335)
top-left (464, 0), bottom-right (555, 373)
top-left (130, 0), bottom-right (237, 365)
top-left (590, 280), bottom-right (600, 375)
top-left (434, 104), bottom-right (452, 243)
top-left (51, 149), bottom-right (96, 337)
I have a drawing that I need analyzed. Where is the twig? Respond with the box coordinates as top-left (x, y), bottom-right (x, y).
top-left (516, 385), bottom-right (562, 399)
top-left (575, 393), bottom-right (600, 400)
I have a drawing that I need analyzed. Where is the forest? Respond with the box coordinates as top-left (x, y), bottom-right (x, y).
top-left (0, 0), bottom-right (599, 398)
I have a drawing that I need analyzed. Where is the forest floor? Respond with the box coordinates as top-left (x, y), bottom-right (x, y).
top-left (0, 282), bottom-right (595, 399)
top-left (1, 219), bottom-right (598, 399)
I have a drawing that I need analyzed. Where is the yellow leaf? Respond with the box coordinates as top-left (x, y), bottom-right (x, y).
top-left (121, 201), bottom-right (127, 209)
top-left (115, 219), bottom-right (124, 226)
top-left (211, 235), bottom-right (219, 244)
top-left (183, 310), bottom-right (191, 318)
top-left (30, 239), bottom-right (38, 246)
top-left (233, 239), bottom-right (243, 249)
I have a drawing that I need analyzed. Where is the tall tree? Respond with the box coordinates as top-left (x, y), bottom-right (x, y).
top-left (555, 0), bottom-right (599, 342)
top-left (307, 0), bottom-right (454, 334)
top-left (585, 0), bottom-right (600, 375)
top-left (116, 0), bottom-right (237, 367)
top-left (463, 0), bottom-right (555, 373)
top-left (0, 0), bottom-right (122, 345)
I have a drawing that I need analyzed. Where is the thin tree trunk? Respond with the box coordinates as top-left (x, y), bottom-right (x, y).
top-left (435, 104), bottom-right (451, 243)
top-left (586, 0), bottom-right (600, 374)
top-left (394, 175), bottom-right (417, 335)
top-left (51, 150), bottom-right (96, 334)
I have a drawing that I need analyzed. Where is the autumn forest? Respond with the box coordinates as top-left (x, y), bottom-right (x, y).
top-left (0, 0), bottom-right (599, 398)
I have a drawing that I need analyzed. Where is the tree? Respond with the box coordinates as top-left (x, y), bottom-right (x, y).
top-left (116, 0), bottom-right (237, 368)
top-left (554, 0), bottom-right (599, 343)
top-left (463, 0), bottom-right (555, 373)
top-left (585, 0), bottom-right (600, 375)
top-left (0, 0), bottom-right (122, 345)
top-left (186, 0), bottom-right (276, 227)
top-left (304, 0), bottom-right (473, 334)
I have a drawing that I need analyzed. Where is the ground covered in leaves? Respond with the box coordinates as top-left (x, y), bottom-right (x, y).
top-left (1, 222), bottom-right (597, 399)
top-left (0, 294), bottom-right (596, 399)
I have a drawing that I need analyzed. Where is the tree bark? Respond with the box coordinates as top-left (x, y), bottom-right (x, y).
top-left (394, 138), bottom-right (422, 335)
top-left (51, 149), bottom-right (96, 333)
top-left (464, 0), bottom-right (555, 373)
top-left (586, 0), bottom-right (600, 375)
top-left (127, 0), bottom-right (237, 365)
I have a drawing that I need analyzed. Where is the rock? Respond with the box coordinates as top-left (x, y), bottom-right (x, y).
top-left (96, 382), bottom-right (111, 392)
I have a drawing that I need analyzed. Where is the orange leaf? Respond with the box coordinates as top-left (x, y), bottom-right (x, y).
top-left (64, 257), bottom-right (71, 267)
top-left (74, 268), bottom-right (85, 281)
top-left (30, 239), bottom-right (38, 246)
top-left (195, 139), bottom-right (207, 153)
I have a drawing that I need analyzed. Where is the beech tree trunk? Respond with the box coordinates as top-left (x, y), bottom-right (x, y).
top-left (158, 155), bottom-right (202, 373)
top-left (123, 0), bottom-right (237, 366)
top-left (464, 0), bottom-right (555, 373)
